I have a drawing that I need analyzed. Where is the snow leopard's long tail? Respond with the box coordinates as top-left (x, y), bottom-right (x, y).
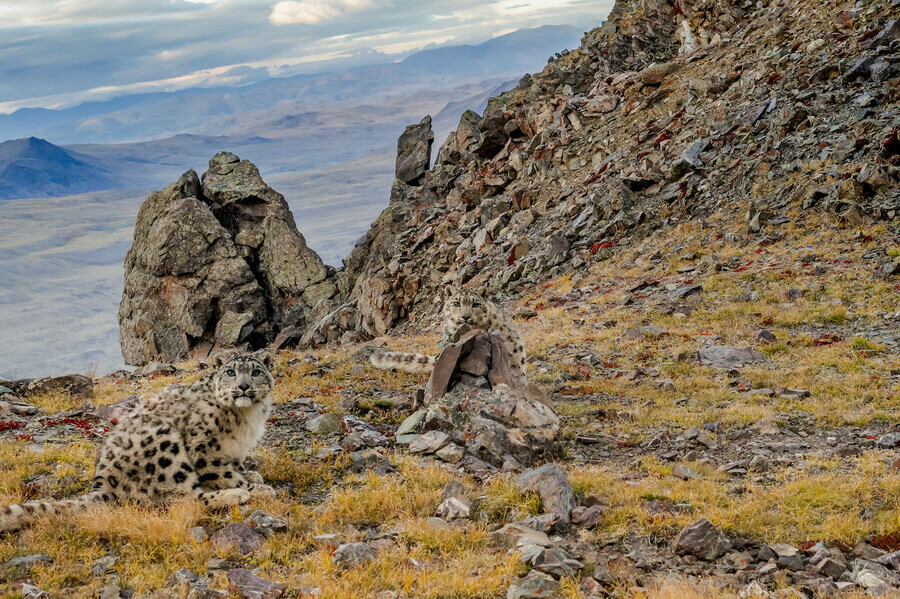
top-left (370, 351), bottom-right (436, 374)
top-left (0, 491), bottom-right (105, 532)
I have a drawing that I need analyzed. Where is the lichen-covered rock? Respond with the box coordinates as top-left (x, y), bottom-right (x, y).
top-left (395, 115), bottom-right (434, 185)
top-left (119, 155), bottom-right (337, 365)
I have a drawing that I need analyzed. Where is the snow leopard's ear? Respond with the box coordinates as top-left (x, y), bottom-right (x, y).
top-left (254, 350), bottom-right (275, 370)
top-left (478, 286), bottom-right (489, 299)
top-left (210, 349), bottom-right (239, 368)
top-left (442, 284), bottom-right (459, 302)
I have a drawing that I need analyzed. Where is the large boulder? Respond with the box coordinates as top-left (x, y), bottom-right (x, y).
top-left (395, 115), bottom-right (434, 185)
top-left (403, 329), bottom-right (559, 469)
top-left (119, 155), bottom-right (337, 365)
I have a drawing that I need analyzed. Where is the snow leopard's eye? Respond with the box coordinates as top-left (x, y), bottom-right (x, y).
top-left (472, 301), bottom-right (482, 308)
top-left (452, 301), bottom-right (460, 307)
top-left (225, 369), bottom-right (236, 377)
top-left (252, 369), bottom-right (263, 377)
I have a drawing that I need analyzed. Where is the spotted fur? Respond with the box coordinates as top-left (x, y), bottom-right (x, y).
top-left (0, 350), bottom-right (276, 532)
top-left (370, 286), bottom-right (527, 374)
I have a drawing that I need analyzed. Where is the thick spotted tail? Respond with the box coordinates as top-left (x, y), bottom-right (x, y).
top-left (370, 351), bottom-right (436, 374)
top-left (0, 491), bottom-right (104, 532)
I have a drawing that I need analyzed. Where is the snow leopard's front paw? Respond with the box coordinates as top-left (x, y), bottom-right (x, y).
top-left (248, 483), bottom-right (276, 498)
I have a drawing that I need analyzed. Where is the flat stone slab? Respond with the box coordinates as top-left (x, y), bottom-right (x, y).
top-left (698, 345), bottom-right (768, 369)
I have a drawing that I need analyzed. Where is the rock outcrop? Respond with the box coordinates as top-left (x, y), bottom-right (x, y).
top-left (397, 329), bottom-right (559, 471)
top-left (394, 115), bottom-right (434, 186)
top-left (119, 153), bottom-right (337, 365)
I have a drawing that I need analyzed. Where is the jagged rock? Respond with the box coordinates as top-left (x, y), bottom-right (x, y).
top-left (348, 448), bottom-right (395, 475)
top-left (96, 584), bottom-right (122, 599)
top-left (395, 116), bottom-right (434, 185)
top-left (21, 584), bottom-right (49, 599)
top-left (245, 510), bottom-right (287, 537)
top-left (409, 430), bottom-right (451, 454)
top-left (333, 542), bottom-right (377, 568)
top-left (855, 560), bottom-right (900, 589)
top-left (532, 549), bottom-right (572, 579)
top-left (572, 504), bottom-right (608, 528)
top-left (816, 557), bottom-right (846, 579)
top-left (1, 554), bottom-right (53, 580)
top-left (420, 330), bottom-right (558, 468)
top-left (306, 413), bottom-right (343, 436)
top-left (674, 518), bottom-right (729, 561)
top-left (490, 523), bottom-right (552, 549)
top-left (0, 398), bottom-right (39, 417)
top-left (515, 464), bottom-right (576, 526)
top-left (436, 496), bottom-right (471, 519)
top-left (210, 523), bottom-right (265, 556)
top-left (119, 157), bottom-right (336, 366)
top-left (227, 568), bottom-right (286, 599)
top-left (437, 481), bottom-right (473, 519)
top-left (435, 443), bottom-right (465, 463)
top-left (877, 433), bottom-right (900, 448)
top-left (2, 375), bottom-right (93, 399)
top-left (90, 553), bottom-right (117, 577)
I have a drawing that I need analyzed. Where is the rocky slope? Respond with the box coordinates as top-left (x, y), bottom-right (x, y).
top-left (318, 0), bottom-right (899, 346)
top-left (120, 0), bottom-right (899, 367)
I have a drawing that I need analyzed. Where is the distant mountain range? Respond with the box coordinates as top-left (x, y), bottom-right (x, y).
top-left (0, 25), bottom-right (584, 203)
top-left (0, 25), bottom-right (583, 146)
top-left (0, 137), bottom-right (117, 201)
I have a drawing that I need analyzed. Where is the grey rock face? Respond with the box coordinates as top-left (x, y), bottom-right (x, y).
top-left (674, 518), bottom-right (729, 561)
top-left (395, 115), bottom-right (434, 185)
top-left (507, 572), bottom-right (560, 599)
top-left (333, 542), bottom-right (377, 568)
top-left (698, 345), bottom-right (768, 369)
top-left (209, 523), bottom-right (265, 556)
top-left (515, 464), bottom-right (576, 526)
top-left (409, 329), bottom-right (559, 469)
top-left (226, 568), bottom-right (286, 599)
top-left (119, 155), bottom-right (336, 365)
top-left (245, 509), bottom-right (287, 537)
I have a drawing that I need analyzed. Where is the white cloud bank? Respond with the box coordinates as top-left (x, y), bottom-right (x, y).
top-left (269, 0), bottom-right (378, 25)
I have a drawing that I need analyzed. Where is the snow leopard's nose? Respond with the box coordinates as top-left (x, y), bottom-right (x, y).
top-left (238, 382), bottom-right (251, 392)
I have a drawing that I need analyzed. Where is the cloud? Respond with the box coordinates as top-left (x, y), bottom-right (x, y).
top-left (0, 0), bottom-right (605, 114)
top-left (269, 0), bottom-right (378, 25)
top-left (0, 0), bottom-right (210, 27)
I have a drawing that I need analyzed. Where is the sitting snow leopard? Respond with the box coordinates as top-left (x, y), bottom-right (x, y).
top-left (0, 350), bottom-right (276, 532)
top-left (370, 285), bottom-right (527, 374)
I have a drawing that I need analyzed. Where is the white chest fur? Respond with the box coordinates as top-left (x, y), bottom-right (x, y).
top-left (218, 400), bottom-right (271, 460)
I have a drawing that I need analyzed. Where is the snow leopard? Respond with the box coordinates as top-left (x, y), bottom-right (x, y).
top-left (370, 286), bottom-right (527, 374)
top-left (0, 350), bottom-right (276, 532)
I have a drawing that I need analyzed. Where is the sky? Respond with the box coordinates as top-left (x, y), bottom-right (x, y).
top-left (0, 0), bottom-right (602, 114)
